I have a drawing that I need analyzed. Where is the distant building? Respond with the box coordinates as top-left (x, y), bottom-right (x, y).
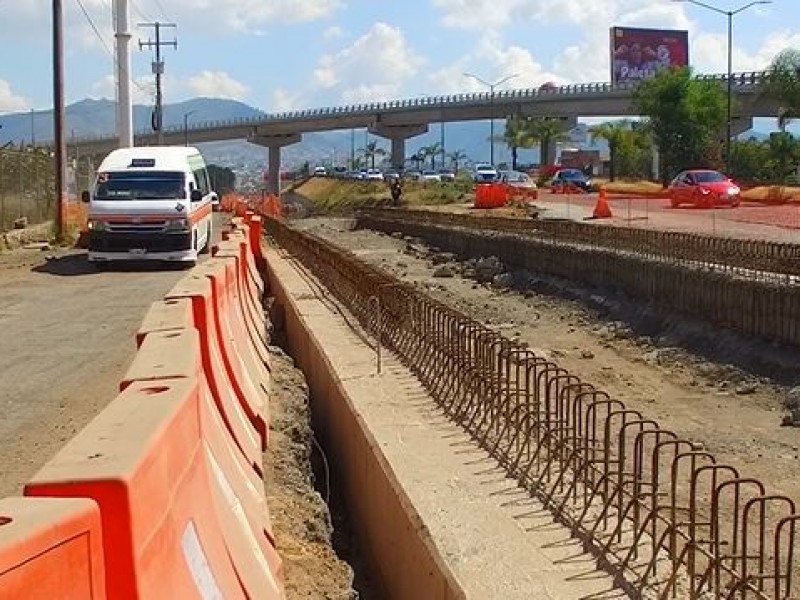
top-left (559, 149), bottom-right (602, 176)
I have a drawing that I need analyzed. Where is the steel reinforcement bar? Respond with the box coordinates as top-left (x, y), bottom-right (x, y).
top-left (264, 216), bottom-right (799, 600)
top-left (359, 208), bottom-right (800, 281)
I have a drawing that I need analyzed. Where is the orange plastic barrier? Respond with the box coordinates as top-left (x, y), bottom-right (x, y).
top-left (166, 273), bottom-right (268, 457)
top-left (135, 298), bottom-right (196, 348)
top-left (196, 258), bottom-right (272, 391)
top-left (120, 330), bottom-right (283, 597)
top-left (25, 379), bottom-right (249, 600)
top-left (0, 497), bottom-right (106, 600)
top-left (214, 238), bottom-right (271, 357)
top-left (245, 212), bottom-right (266, 272)
top-left (473, 183), bottom-right (509, 209)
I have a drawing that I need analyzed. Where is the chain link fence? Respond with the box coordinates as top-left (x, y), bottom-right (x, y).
top-left (0, 147), bottom-right (95, 233)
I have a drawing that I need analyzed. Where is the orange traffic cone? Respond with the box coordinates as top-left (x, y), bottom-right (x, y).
top-left (592, 187), bottom-right (612, 219)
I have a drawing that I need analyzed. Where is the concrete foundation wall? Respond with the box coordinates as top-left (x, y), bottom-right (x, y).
top-left (263, 247), bottom-right (465, 600)
top-left (358, 216), bottom-right (800, 348)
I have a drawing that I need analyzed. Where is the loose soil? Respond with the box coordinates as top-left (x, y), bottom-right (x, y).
top-left (262, 344), bottom-right (357, 599)
top-left (296, 217), bottom-right (800, 513)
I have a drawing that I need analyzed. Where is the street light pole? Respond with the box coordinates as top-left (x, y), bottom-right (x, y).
top-left (183, 110), bottom-right (197, 146)
top-left (675, 0), bottom-right (771, 174)
top-left (463, 73), bottom-right (518, 165)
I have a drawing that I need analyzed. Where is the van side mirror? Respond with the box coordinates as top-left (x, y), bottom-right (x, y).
top-left (81, 190), bottom-right (90, 203)
top-left (190, 189), bottom-right (203, 202)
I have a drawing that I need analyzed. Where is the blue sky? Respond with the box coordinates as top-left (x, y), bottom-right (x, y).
top-left (0, 0), bottom-right (798, 124)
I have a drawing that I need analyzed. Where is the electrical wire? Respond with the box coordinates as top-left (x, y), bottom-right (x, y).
top-left (74, 0), bottom-right (114, 59)
top-left (153, 0), bottom-right (170, 21)
top-left (130, 0), bottom-right (153, 23)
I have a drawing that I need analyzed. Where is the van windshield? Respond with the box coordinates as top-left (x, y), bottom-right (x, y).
top-left (95, 171), bottom-right (186, 201)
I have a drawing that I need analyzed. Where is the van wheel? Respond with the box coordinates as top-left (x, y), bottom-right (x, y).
top-left (200, 222), bottom-right (212, 255)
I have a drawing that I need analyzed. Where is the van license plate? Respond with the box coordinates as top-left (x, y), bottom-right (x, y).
top-left (129, 248), bottom-right (147, 256)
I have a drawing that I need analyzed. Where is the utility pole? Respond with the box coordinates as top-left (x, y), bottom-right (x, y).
top-left (114, 0), bottom-right (133, 148)
top-left (52, 0), bottom-right (66, 241)
top-left (139, 22), bottom-right (177, 146)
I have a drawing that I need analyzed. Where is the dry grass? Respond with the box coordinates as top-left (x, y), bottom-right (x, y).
top-left (740, 185), bottom-right (800, 203)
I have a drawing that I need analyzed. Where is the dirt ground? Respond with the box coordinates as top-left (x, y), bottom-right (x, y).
top-left (261, 344), bottom-right (357, 599)
top-left (297, 217), bottom-right (800, 513)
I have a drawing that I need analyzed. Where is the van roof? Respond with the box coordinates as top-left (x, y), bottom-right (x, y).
top-left (98, 146), bottom-right (204, 172)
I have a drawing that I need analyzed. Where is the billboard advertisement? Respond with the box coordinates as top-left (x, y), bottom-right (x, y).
top-left (610, 27), bottom-right (689, 84)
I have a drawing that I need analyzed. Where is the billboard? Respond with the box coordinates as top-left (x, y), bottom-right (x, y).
top-left (610, 27), bottom-right (689, 84)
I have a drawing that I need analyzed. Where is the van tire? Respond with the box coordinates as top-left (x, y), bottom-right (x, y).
top-left (200, 222), bottom-right (212, 254)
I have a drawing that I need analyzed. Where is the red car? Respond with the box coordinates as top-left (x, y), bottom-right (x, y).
top-left (668, 169), bottom-right (741, 208)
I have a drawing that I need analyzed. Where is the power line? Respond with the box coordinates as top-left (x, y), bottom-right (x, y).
top-left (74, 0), bottom-right (114, 58)
top-left (130, 0), bottom-right (153, 23)
top-left (153, 0), bottom-right (170, 20)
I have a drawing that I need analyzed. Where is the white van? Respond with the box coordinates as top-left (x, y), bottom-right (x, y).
top-left (82, 146), bottom-right (217, 265)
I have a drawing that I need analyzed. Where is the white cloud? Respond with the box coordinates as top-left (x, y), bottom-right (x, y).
top-left (693, 30), bottom-right (800, 73)
top-left (425, 33), bottom-right (563, 96)
top-left (0, 80), bottom-right (30, 112)
top-left (309, 22), bottom-right (424, 104)
top-left (323, 25), bottom-right (345, 41)
top-left (163, 0), bottom-right (343, 33)
top-left (185, 71), bottom-right (250, 100)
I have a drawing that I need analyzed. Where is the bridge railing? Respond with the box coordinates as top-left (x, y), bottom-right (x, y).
top-left (68, 70), bottom-right (769, 146)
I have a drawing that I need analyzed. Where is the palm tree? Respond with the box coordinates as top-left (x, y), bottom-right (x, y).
top-left (588, 120), bottom-right (635, 182)
top-left (527, 117), bottom-right (569, 166)
top-left (502, 116), bottom-right (538, 170)
top-left (358, 141), bottom-right (387, 169)
top-left (448, 149), bottom-right (468, 173)
top-left (408, 151), bottom-right (426, 171)
top-left (766, 49), bottom-right (800, 132)
top-left (420, 143), bottom-right (443, 170)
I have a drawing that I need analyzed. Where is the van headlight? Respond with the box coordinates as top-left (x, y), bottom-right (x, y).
top-left (164, 218), bottom-right (189, 232)
top-left (88, 219), bottom-right (107, 232)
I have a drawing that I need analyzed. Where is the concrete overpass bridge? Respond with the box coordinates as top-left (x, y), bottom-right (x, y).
top-left (72, 71), bottom-right (777, 192)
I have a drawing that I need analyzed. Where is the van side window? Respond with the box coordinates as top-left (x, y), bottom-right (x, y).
top-left (192, 167), bottom-right (210, 196)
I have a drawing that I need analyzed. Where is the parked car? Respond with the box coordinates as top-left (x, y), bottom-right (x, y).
top-left (500, 170), bottom-right (537, 189)
top-left (421, 170), bottom-right (441, 183)
top-left (313, 166), bottom-right (327, 177)
top-left (551, 168), bottom-right (592, 192)
top-left (332, 166), bottom-right (348, 178)
top-left (404, 170), bottom-right (423, 182)
top-left (365, 168), bottom-right (384, 181)
top-left (668, 169), bottom-right (741, 208)
top-left (437, 169), bottom-right (456, 182)
top-left (473, 163), bottom-right (499, 183)
top-left (383, 169), bottom-right (401, 183)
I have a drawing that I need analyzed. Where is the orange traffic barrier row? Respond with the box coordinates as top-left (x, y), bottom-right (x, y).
top-left (0, 210), bottom-right (285, 599)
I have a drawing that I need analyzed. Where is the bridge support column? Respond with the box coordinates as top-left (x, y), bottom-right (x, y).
top-left (249, 133), bottom-right (302, 195)
top-left (369, 124), bottom-right (429, 170)
top-left (540, 117), bottom-right (577, 167)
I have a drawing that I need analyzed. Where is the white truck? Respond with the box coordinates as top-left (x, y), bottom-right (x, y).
top-left (82, 146), bottom-right (217, 266)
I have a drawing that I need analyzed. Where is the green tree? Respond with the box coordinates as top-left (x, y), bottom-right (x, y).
top-left (501, 116), bottom-right (538, 171)
top-left (766, 132), bottom-right (800, 182)
top-left (634, 67), bottom-right (727, 184)
top-left (358, 141), bottom-right (387, 169)
top-left (527, 117), bottom-right (568, 166)
top-left (207, 164), bottom-right (236, 195)
top-left (765, 49), bottom-right (800, 132)
top-left (447, 149), bottom-right (468, 173)
top-left (590, 120), bottom-right (653, 181)
top-left (420, 143), bottom-right (443, 170)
